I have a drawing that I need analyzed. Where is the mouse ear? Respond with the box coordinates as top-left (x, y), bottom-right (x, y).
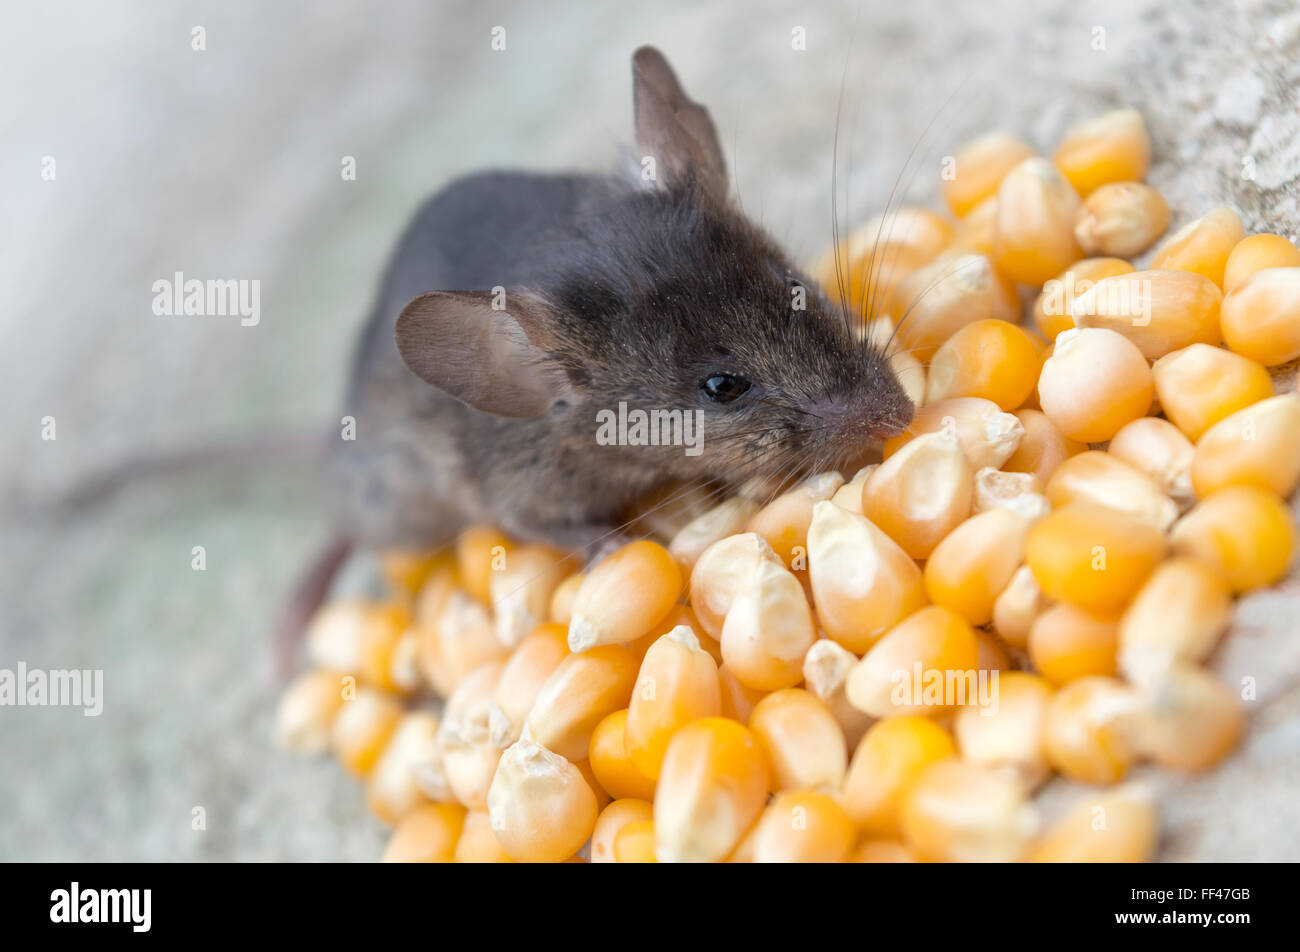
top-left (395, 290), bottom-right (573, 418)
top-left (632, 46), bottom-right (727, 199)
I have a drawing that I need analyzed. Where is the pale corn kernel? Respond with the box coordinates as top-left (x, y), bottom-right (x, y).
top-left (972, 467), bottom-right (1049, 520)
top-left (1026, 785), bottom-right (1158, 862)
top-left (1151, 343), bottom-right (1274, 441)
top-left (1169, 485), bottom-right (1297, 593)
top-left (453, 810), bottom-right (517, 863)
top-left (889, 348), bottom-right (927, 408)
top-left (668, 496), bottom-right (761, 571)
top-left (1219, 266), bottom-right (1300, 365)
top-left (1052, 108), bottom-right (1151, 197)
top-left (860, 314), bottom-right (896, 350)
top-left (388, 629), bottom-right (421, 694)
top-left (752, 790), bottom-right (858, 863)
top-left (1118, 557), bottom-right (1231, 686)
top-left (852, 839), bottom-right (918, 862)
top-left (626, 626), bottom-right (722, 780)
top-left (654, 718), bottom-right (769, 863)
top-left (440, 661), bottom-right (506, 809)
top-left (548, 571), bottom-right (584, 626)
top-left (1044, 450), bottom-right (1179, 531)
top-left (381, 802), bottom-right (466, 863)
top-left (806, 501), bottom-right (926, 652)
top-left (802, 639), bottom-right (874, 749)
top-left (890, 252), bottom-right (1020, 361)
top-left (590, 798), bottom-right (654, 864)
top-left (1070, 269), bottom-right (1223, 359)
top-left (993, 157), bottom-right (1084, 285)
top-left (306, 600), bottom-right (385, 679)
top-left (991, 565), bottom-right (1047, 650)
top-left (1074, 181), bottom-right (1170, 257)
top-left (854, 206), bottom-right (955, 259)
top-left (1037, 328), bottom-right (1154, 443)
top-left (885, 397), bottom-right (1025, 470)
top-left (746, 471), bottom-right (845, 568)
top-left (829, 464), bottom-right (878, 515)
top-left (1150, 206), bottom-right (1245, 289)
top-left (1192, 393), bottom-right (1300, 498)
top-left (719, 558), bottom-right (817, 691)
top-left (1043, 676), bottom-right (1142, 784)
top-left (488, 622), bottom-right (570, 747)
top-left (925, 319), bottom-right (1041, 410)
top-left (1003, 408), bottom-right (1085, 484)
top-left (524, 644), bottom-right (638, 761)
top-left (949, 195), bottom-right (998, 256)
top-left (1025, 502), bottom-right (1165, 617)
top-left (410, 732), bottom-right (450, 804)
top-left (1223, 234), bottom-right (1300, 292)
top-left (273, 669), bottom-right (347, 755)
top-left (1132, 664), bottom-right (1244, 772)
top-left (863, 432), bottom-right (974, 559)
top-left (587, 710), bottom-right (656, 802)
top-left (331, 686), bottom-right (404, 777)
top-left (942, 132), bottom-right (1037, 217)
top-left (1033, 257), bottom-right (1136, 342)
top-left (899, 759), bottom-right (1038, 862)
top-left (486, 739), bottom-right (599, 863)
top-left (417, 588), bottom-right (508, 698)
top-left (954, 671), bottom-right (1053, 790)
top-left (455, 526), bottom-right (512, 604)
top-left (613, 819), bottom-right (658, 863)
top-left (749, 688), bottom-right (848, 791)
top-left (567, 540), bottom-right (682, 652)
top-left (841, 715), bottom-right (955, 835)
top-left (366, 711), bottom-right (441, 825)
top-left (1028, 602), bottom-right (1119, 685)
top-left (924, 508), bottom-right (1032, 626)
top-left (718, 663), bottom-right (766, 724)
top-left (688, 532), bottom-right (782, 640)
top-left (490, 544), bottom-right (571, 648)
top-left (818, 208), bottom-right (953, 318)
top-left (380, 549), bottom-right (453, 597)
top-left (845, 605), bottom-right (980, 718)
top-left (1107, 417), bottom-right (1196, 509)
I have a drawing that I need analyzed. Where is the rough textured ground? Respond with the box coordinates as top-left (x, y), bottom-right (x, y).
top-left (1, 0), bottom-right (1296, 861)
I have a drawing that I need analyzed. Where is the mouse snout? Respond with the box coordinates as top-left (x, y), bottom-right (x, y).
top-left (811, 392), bottom-right (913, 447)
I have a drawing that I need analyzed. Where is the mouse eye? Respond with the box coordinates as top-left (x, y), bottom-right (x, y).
top-left (701, 373), bottom-right (752, 403)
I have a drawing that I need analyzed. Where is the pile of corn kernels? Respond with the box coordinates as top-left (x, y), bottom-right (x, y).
top-left (276, 108), bottom-right (1300, 863)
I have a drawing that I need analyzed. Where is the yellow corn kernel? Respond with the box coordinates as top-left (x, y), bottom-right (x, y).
top-left (890, 347), bottom-right (928, 409)
top-left (439, 661), bottom-right (506, 809)
top-left (574, 757), bottom-right (611, 811)
top-left (852, 839), bottom-right (918, 862)
top-left (752, 790), bottom-right (858, 863)
top-left (890, 251), bottom-right (1020, 361)
top-left (455, 526), bottom-right (511, 604)
top-left (1037, 328), bottom-right (1153, 442)
top-left (417, 587), bottom-right (508, 698)
top-left (1003, 408), bottom-right (1086, 484)
top-left (688, 532), bottom-right (782, 640)
top-left (1223, 233), bottom-right (1300, 292)
top-left (1028, 602), bottom-right (1119, 685)
top-left (925, 319), bottom-right (1041, 410)
top-left (993, 157), bottom-right (1084, 285)
top-left (1107, 417), bottom-right (1196, 509)
top-left (1192, 393), bottom-right (1300, 498)
top-left (1025, 502), bottom-right (1165, 617)
top-left (817, 208), bottom-right (953, 319)
top-left (366, 711), bottom-right (441, 825)
top-left (976, 629), bottom-right (1013, 673)
top-left (719, 558), bottom-right (817, 691)
top-left (1118, 557), bottom-right (1231, 686)
top-left (942, 131), bottom-right (1037, 217)
top-left (829, 464), bottom-right (878, 515)
top-left (486, 739), bottom-right (599, 863)
top-left (748, 688), bottom-right (848, 791)
top-left (991, 564), bottom-right (1047, 650)
top-left (845, 605), bottom-right (980, 718)
top-left (802, 639), bottom-right (873, 748)
top-left (863, 432), bottom-right (974, 559)
top-left (1074, 181), bottom-right (1169, 257)
top-left (567, 540), bottom-right (681, 652)
top-left (1071, 269), bottom-right (1223, 360)
top-left (841, 715), bottom-right (956, 836)
top-left (453, 810), bottom-right (517, 863)
top-left (1044, 450), bottom-right (1179, 530)
top-left (626, 627), bottom-right (721, 780)
top-left (1033, 257), bottom-right (1136, 342)
top-left (668, 496), bottom-right (761, 571)
top-left (924, 508), bottom-right (1033, 626)
top-left (1151, 206), bottom-right (1245, 289)
top-left (1052, 108), bottom-right (1151, 197)
top-left (587, 709), bottom-right (656, 801)
top-left (949, 194), bottom-right (998, 256)
top-left (306, 600), bottom-right (409, 692)
top-left (524, 644), bottom-right (638, 762)
top-left (548, 571), bottom-right (584, 626)
top-left (388, 628), bottom-right (423, 694)
top-left (331, 686), bottom-right (404, 777)
top-left (747, 471), bottom-right (844, 569)
top-left (655, 718), bottom-right (769, 862)
top-left (955, 671), bottom-right (1053, 789)
top-left (380, 548), bottom-right (452, 597)
top-left (1152, 343), bottom-right (1273, 441)
top-left (1043, 676), bottom-right (1142, 784)
top-left (1132, 664), bottom-right (1244, 772)
top-left (590, 798), bottom-right (654, 864)
top-left (1169, 485), bottom-right (1297, 593)
top-left (806, 500), bottom-right (926, 652)
top-left (490, 544), bottom-right (570, 648)
top-left (1026, 785), bottom-right (1158, 862)
top-left (972, 467), bottom-right (1049, 520)
top-left (488, 622), bottom-right (570, 747)
top-left (381, 802), bottom-right (466, 863)
top-left (899, 759), bottom-right (1038, 862)
top-left (885, 397), bottom-right (1025, 470)
top-left (613, 819), bottom-right (658, 863)
top-left (718, 663), bottom-right (767, 724)
top-left (274, 669), bottom-right (347, 754)
top-left (1220, 265), bottom-right (1300, 365)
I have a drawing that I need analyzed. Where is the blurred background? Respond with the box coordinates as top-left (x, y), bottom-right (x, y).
top-left (1, 0), bottom-right (1297, 860)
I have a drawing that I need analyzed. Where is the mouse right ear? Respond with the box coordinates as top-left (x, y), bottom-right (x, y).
top-left (632, 46), bottom-right (728, 200)
top-left (395, 290), bottom-right (574, 418)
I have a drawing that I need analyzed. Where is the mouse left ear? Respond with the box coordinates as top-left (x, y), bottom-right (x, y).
top-left (395, 290), bottom-right (574, 418)
top-left (632, 46), bottom-right (728, 200)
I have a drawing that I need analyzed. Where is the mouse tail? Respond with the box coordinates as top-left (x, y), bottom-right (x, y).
top-left (272, 535), bottom-right (353, 680)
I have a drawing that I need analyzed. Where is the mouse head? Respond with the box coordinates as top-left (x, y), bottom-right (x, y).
top-left (397, 46), bottom-right (914, 484)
